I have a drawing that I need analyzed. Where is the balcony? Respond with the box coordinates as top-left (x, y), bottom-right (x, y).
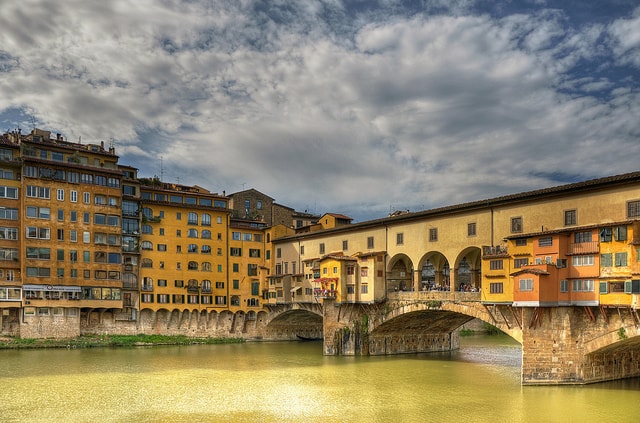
top-left (568, 242), bottom-right (599, 255)
top-left (482, 245), bottom-right (508, 257)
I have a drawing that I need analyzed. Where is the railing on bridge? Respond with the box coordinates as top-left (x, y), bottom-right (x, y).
top-left (388, 291), bottom-right (481, 302)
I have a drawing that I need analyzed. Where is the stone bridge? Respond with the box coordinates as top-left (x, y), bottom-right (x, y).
top-left (318, 291), bottom-right (640, 385)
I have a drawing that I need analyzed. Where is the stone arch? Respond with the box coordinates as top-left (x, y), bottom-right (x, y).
top-left (453, 246), bottom-right (482, 291)
top-left (387, 253), bottom-right (413, 292)
top-left (418, 251), bottom-right (450, 291)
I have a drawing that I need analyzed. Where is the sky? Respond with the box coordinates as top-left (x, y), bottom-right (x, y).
top-left (1, 1), bottom-right (639, 222)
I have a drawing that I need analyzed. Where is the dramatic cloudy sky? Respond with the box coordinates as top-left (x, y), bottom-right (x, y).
top-left (1, 1), bottom-right (639, 221)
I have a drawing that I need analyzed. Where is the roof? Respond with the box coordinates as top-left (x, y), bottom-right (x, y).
top-left (273, 170), bottom-right (640, 243)
top-left (510, 268), bottom-right (551, 276)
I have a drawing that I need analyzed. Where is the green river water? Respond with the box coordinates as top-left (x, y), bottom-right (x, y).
top-left (0, 335), bottom-right (638, 422)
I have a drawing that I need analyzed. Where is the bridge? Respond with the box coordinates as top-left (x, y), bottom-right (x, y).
top-left (278, 291), bottom-right (640, 385)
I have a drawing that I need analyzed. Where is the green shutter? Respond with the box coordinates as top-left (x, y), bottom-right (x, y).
top-left (624, 280), bottom-right (632, 294)
top-left (599, 282), bottom-right (608, 294)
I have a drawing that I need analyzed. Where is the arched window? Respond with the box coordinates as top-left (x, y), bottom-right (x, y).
top-left (231, 296), bottom-right (240, 306)
top-left (188, 228), bottom-right (198, 238)
top-left (142, 207), bottom-right (153, 218)
top-left (201, 213), bottom-right (211, 226)
top-left (201, 245), bottom-right (211, 254)
top-left (188, 244), bottom-right (198, 253)
top-left (141, 241), bottom-right (153, 250)
top-left (141, 224), bottom-right (153, 234)
top-left (141, 258), bottom-right (153, 268)
top-left (188, 212), bottom-right (198, 225)
top-left (201, 262), bottom-right (212, 272)
top-left (201, 280), bottom-right (212, 293)
top-left (188, 261), bottom-right (198, 270)
top-left (201, 230), bottom-right (211, 239)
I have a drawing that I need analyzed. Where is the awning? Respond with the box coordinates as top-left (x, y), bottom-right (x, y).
top-left (22, 284), bottom-right (82, 292)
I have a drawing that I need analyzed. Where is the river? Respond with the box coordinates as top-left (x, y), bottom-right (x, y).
top-left (1, 335), bottom-right (638, 422)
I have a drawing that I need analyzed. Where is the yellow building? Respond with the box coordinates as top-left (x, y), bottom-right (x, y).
top-left (228, 217), bottom-right (266, 311)
top-left (138, 179), bottom-right (230, 313)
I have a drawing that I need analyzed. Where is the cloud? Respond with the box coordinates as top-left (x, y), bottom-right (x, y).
top-left (0, 1), bottom-right (638, 221)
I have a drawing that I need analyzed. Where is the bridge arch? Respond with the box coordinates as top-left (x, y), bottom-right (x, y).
top-left (371, 298), bottom-right (523, 343)
top-left (418, 251), bottom-right (450, 291)
top-left (387, 253), bottom-right (413, 292)
top-left (453, 246), bottom-right (482, 291)
top-left (264, 306), bottom-right (323, 340)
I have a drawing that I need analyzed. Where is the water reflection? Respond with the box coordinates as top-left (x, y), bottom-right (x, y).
top-left (0, 336), bottom-right (638, 422)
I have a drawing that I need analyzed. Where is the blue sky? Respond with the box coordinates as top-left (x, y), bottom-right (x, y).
top-left (1, 1), bottom-right (639, 221)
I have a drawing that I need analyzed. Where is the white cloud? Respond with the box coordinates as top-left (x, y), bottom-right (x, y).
top-left (0, 1), bottom-right (638, 221)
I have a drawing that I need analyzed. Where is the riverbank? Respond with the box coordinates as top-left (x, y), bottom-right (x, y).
top-left (0, 334), bottom-right (244, 349)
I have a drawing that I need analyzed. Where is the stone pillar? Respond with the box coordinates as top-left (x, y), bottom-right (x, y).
top-left (413, 270), bottom-right (421, 292)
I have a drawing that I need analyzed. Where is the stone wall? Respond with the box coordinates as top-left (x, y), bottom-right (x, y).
top-left (521, 306), bottom-right (640, 384)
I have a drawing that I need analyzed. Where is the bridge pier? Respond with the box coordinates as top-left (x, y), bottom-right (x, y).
top-left (521, 306), bottom-right (640, 384)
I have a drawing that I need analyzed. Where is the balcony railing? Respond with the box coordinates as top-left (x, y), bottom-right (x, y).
top-left (568, 241), bottom-right (599, 255)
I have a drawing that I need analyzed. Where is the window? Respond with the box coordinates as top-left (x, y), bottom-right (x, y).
top-left (319, 243), bottom-right (325, 254)
top-left (564, 209), bottom-right (576, 226)
top-left (201, 213), bottom-right (211, 226)
top-left (614, 226), bottom-right (627, 241)
top-left (188, 229), bottom-right (198, 238)
top-left (511, 217), bottom-right (522, 233)
top-left (157, 244), bottom-right (167, 252)
top-left (57, 209), bottom-right (64, 221)
top-left (230, 248), bottom-right (242, 257)
top-left (490, 283), bottom-right (503, 294)
top-left (0, 186), bottom-right (18, 199)
top-left (56, 189), bottom-right (64, 201)
top-left (574, 231), bottom-right (592, 243)
top-left (513, 258), bottom-right (528, 268)
top-left (0, 208), bottom-right (18, 220)
top-left (468, 223), bottom-right (476, 237)
top-left (519, 278), bottom-right (533, 291)
top-left (249, 249), bottom-right (260, 258)
top-left (202, 262), bottom-right (212, 272)
top-left (26, 186), bottom-right (49, 199)
top-left (396, 233), bottom-right (403, 245)
top-left (83, 192), bottom-right (90, 204)
top-left (232, 232), bottom-right (241, 241)
top-left (0, 227), bottom-right (18, 240)
top-left (188, 261), bottom-right (198, 270)
top-left (600, 227), bottom-right (612, 242)
top-left (202, 230), bottom-right (211, 239)
top-left (428, 228), bottom-right (437, 242)
top-left (141, 241), bottom-right (153, 250)
top-left (201, 245), bottom-right (211, 254)
top-left (627, 200), bottom-right (640, 218)
top-left (560, 279), bottom-right (569, 293)
top-left (572, 255), bottom-right (594, 266)
top-left (572, 279), bottom-right (594, 292)
top-left (601, 253), bottom-right (612, 267)
top-left (538, 237), bottom-right (552, 247)
top-left (70, 190), bottom-right (77, 203)
top-left (26, 206), bottom-right (50, 219)
top-left (615, 252), bottom-right (627, 267)
top-left (188, 212), bottom-right (198, 225)
top-left (26, 227), bottom-right (50, 239)
top-left (489, 260), bottom-right (503, 270)
top-left (248, 264), bottom-right (258, 276)
top-left (366, 236), bottom-right (374, 248)
top-left (188, 244), bottom-right (198, 253)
